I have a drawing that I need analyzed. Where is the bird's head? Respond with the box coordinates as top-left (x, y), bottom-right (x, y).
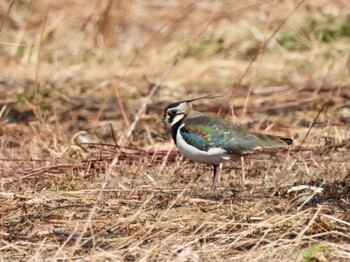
top-left (161, 101), bottom-right (190, 126)
top-left (158, 93), bottom-right (222, 126)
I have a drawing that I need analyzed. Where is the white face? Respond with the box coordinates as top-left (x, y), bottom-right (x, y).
top-left (164, 102), bottom-right (188, 126)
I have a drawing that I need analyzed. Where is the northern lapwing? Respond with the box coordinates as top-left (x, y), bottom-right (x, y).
top-left (159, 94), bottom-right (293, 193)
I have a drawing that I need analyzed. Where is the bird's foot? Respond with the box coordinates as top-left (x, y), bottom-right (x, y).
top-left (198, 190), bottom-right (223, 201)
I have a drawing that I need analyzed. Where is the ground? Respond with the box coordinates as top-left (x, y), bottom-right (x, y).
top-left (0, 0), bottom-right (349, 261)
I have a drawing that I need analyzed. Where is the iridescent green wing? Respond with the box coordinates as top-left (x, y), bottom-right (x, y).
top-left (179, 121), bottom-right (223, 152)
top-left (182, 115), bottom-right (291, 154)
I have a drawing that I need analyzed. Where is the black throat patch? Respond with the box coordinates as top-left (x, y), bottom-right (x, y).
top-left (170, 119), bottom-right (183, 145)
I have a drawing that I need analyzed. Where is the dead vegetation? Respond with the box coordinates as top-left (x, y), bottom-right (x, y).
top-left (0, 0), bottom-right (349, 261)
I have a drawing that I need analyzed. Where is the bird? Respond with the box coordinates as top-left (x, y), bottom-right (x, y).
top-left (159, 94), bottom-right (293, 194)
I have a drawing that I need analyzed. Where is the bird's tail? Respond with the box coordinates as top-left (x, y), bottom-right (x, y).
top-left (252, 133), bottom-right (293, 149)
top-left (279, 137), bottom-right (293, 145)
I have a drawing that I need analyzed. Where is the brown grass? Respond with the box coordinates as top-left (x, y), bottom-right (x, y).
top-left (1, 0), bottom-right (349, 261)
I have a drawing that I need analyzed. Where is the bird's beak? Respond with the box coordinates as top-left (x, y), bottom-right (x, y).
top-left (156, 117), bottom-right (165, 125)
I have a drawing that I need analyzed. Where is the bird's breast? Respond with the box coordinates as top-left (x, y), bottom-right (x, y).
top-left (176, 124), bottom-right (231, 165)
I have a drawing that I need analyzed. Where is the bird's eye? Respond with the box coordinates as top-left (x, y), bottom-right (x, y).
top-left (171, 109), bottom-right (177, 115)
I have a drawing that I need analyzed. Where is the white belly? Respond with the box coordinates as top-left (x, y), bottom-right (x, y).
top-left (176, 124), bottom-right (231, 165)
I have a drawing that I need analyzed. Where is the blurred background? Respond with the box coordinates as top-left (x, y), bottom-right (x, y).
top-left (1, 1), bottom-right (350, 260)
top-left (1, 0), bottom-right (349, 165)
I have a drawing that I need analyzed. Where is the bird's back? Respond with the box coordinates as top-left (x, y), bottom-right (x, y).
top-left (182, 110), bottom-right (292, 155)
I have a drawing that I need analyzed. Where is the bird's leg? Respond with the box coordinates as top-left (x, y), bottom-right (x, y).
top-left (210, 164), bottom-right (221, 194)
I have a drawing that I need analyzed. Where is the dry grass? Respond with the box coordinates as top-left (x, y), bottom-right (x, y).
top-left (1, 0), bottom-right (350, 261)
